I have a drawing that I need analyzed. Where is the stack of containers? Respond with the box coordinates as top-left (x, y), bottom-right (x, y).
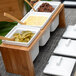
top-left (30, 1), bottom-right (61, 46)
top-left (2, 1), bottom-right (61, 61)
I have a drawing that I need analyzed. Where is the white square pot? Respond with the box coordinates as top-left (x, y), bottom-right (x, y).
top-left (50, 15), bottom-right (59, 32)
top-left (39, 26), bottom-right (50, 46)
top-left (30, 41), bottom-right (39, 61)
top-left (2, 25), bottom-right (40, 47)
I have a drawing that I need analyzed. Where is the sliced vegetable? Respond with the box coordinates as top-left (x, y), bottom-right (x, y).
top-left (13, 31), bottom-right (35, 42)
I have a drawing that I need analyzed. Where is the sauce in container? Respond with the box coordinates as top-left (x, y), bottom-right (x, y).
top-left (24, 16), bottom-right (48, 26)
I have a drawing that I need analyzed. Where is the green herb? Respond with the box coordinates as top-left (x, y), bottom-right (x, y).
top-left (0, 21), bottom-right (17, 44)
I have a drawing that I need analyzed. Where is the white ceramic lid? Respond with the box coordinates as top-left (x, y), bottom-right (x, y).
top-left (63, 25), bottom-right (76, 39)
top-left (43, 55), bottom-right (76, 76)
top-left (54, 39), bottom-right (76, 57)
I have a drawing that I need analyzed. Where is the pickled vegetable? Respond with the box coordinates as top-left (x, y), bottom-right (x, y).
top-left (13, 31), bottom-right (34, 42)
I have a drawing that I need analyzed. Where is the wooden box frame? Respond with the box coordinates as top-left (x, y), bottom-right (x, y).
top-left (0, 4), bottom-right (66, 76)
top-left (0, 0), bottom-right (24, 22)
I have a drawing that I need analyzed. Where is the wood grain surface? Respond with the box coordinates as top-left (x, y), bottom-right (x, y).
top-left (0, 0), bottom-right (24, 22)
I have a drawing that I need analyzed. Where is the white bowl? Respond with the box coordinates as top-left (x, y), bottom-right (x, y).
top-left (2, 25), bottom-right (40, 47)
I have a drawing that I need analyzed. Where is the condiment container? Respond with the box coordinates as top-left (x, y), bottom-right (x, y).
top-left (39, 26), bottom-right (50, 46)
top-left (50, 15), bottom-right (59, 32)
top-left (54, 39), bottom-right (76, 57)
top-left (30, 1), bottom-right (61, 15)
top-left (43, 55), bottom-right (76, 76)
top-left (63, 25), bottom-right (76, 39)
top-left (2, 25), bottom-right (40, 47)
top-left (2, 26), bottom-right (40, 61)
top-left (19, 12), bottom-right (52, 29)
